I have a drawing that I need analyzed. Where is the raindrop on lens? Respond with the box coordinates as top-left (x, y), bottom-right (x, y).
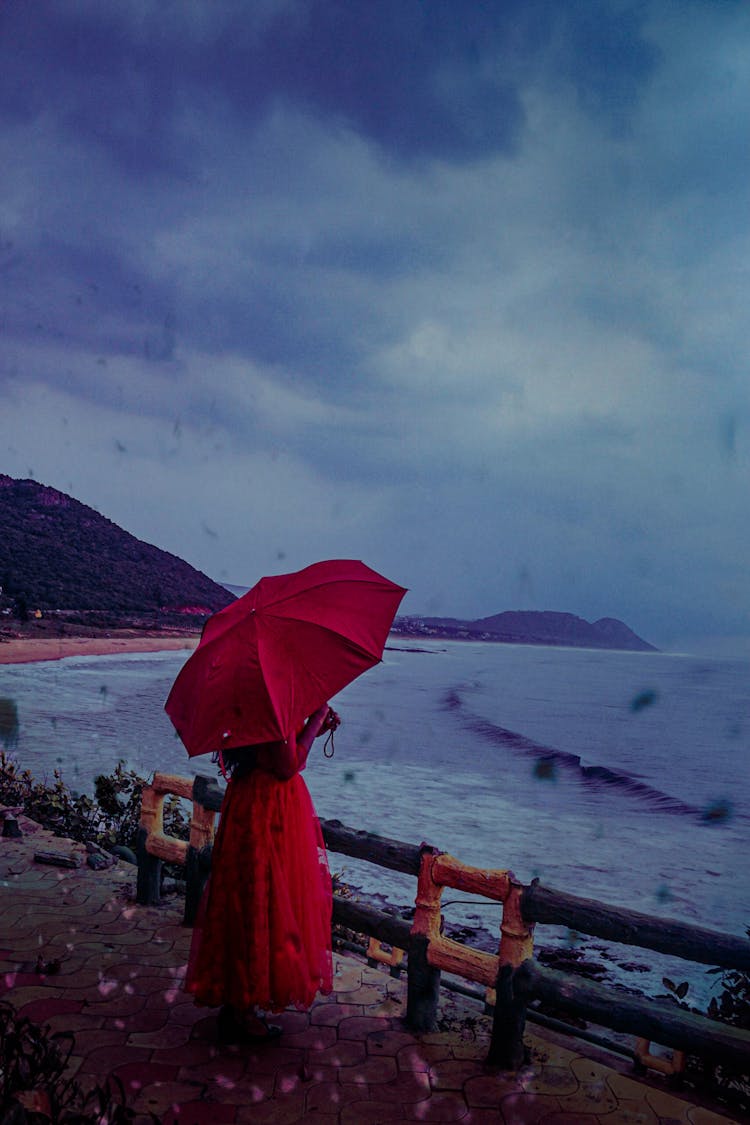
top-left (630, 689), bottom-right (658, 713)
top-left (701, 799), bottom-right (733, 825)
top-left (533, 756), bottom-right (556, 782)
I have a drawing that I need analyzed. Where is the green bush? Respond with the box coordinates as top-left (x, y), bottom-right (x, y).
top-left (0, 1000), bottom-right (156, 1123)
top-left (707, 940), bottom-right (750, 1031)
top-left (0, 753), bottom-right (189, 852)
top-left (703, 932), bottom-right (750, 1113)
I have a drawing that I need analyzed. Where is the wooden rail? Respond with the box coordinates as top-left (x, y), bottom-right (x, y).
top-left (136, 772), bottom-right (750, 1073)
top-left (522, 881), bottom-right (750, 971)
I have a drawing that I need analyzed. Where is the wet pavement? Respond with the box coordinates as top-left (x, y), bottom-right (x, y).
top-left (0, 815), bottom-right (740, 1124)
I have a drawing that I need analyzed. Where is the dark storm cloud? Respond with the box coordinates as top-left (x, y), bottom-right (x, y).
top-left (555, 2), bottom-right (658, 132)
top-left (0, 231), bottom-right (181, 390)
top-left (1, 0), bottom-right (748, 650)
top-left (1, 0), bottom-right (658, 165)
top-left (0, 3), bottom-right (188, 177)
top-left (0, 0), bottom-right (662, 393)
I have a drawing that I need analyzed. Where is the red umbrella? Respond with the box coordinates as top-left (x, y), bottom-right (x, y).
top-left (165, 559), bottom-right (407, 758)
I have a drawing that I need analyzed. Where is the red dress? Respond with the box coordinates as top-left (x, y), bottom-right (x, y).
top-left (185, 764), bottom-right (333, 1013)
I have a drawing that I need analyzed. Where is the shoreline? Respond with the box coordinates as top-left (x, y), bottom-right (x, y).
top-left (0, 632), bottom-right (200, 666)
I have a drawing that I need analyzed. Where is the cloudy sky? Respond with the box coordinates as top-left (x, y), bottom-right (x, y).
top-left (1, 1), bottom-right (748, 652)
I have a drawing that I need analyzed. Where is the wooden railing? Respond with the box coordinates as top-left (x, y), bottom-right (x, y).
top-left (136, 772), bottom-right (750, 1071)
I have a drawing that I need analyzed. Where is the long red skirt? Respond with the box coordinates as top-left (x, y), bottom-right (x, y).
top-left (185, 768), bottom-right (332, 1013)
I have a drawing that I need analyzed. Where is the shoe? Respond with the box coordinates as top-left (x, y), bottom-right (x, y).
top-left (217, 1006), bottom-right (283, 1044)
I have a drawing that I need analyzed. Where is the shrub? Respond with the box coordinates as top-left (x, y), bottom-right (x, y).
top-left (0, 1000), bottom-right (156, 1123)
top-left (0, 754), bottom-right (189, 853)
top-left (703, 932), bottom-right (750, 1113)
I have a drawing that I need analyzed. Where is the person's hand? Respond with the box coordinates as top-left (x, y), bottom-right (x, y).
top-left (306, 703), bottom-right (332, 737)
top-left (306, 704), bottom-right (341, 739)
top-left (323, 707), bottom-right (341, 732)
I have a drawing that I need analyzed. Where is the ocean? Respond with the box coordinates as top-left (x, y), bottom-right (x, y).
top-left (1, 640), bottom-right (748, 1008)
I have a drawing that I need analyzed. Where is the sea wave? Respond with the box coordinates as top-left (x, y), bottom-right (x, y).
top-left (443, 688), bottom-right (702, 817)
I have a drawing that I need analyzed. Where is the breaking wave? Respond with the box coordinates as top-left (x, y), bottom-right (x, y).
top-left (443, 688), bottom-right (702, 817)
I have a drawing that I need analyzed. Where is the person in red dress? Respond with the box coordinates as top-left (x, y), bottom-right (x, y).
top-left (185, 702), bottom-right (339, 1042)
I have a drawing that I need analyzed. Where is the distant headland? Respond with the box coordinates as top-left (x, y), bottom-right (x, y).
top-left (392, 611), bottom-right (657, 653)
top-left (0, 474), bottom-right (232, 635)
top-left (1, 474), bottom-right (656, 655)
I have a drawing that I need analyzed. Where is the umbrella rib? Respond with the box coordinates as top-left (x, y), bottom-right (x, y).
top-left (256, 577), bottom-right (398, 615)
top-left (259, 612), bottom-right (385, 661)
top-left (255, 628), bottom-right (290, 740)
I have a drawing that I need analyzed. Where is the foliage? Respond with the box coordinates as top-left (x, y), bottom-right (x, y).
top-left (0, 753), bottom-right (189, 852)
top-left (656, 959), bottom-right (750, 1114)
top-left (0, 1000), bottom-right (157, 1123)
top-left (700, 931), bottom-right (750, 1113)
top-left (661, 976), bottom-right (690, 1002)
top-left (708, 963), bottom-right (750, 1030)
top-left (92, 764), bottom-right (189, 851)
top-left (0, 474), bottom-right (234, 615)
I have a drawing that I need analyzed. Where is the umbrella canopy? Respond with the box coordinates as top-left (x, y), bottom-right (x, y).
top-left (165, 559), bottom-right (407, 758)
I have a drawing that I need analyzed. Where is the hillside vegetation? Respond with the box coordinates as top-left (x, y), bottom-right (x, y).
top-left (0, 475), bottom-right (234, 622)
top-left (394, 609), bottom-right (657, 652)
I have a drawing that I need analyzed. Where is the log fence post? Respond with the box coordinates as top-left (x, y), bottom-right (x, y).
top-left (183, 787), bottom-right (218, 924)
top-left (487, 963), bottom-right (527, 1070)
top-left (487, 876), bottom-right (535, 1068)
top-left (136, 783), bottom-right (164, 906)
top-left (406, 845), bottom-right (443, 1031)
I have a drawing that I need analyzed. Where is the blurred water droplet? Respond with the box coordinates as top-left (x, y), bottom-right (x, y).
top-left (533, 756), bottom-right (557, 782)
top-left (630, 689), bottom-right (658, 712)
top-left (701, 798), bottom-right (733, 825)
top-left (0, 698), bottom-right (20, 749)
top-left (720, 413), bottom-right (737, 458)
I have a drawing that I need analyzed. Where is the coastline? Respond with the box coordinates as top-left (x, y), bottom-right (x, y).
top-left (0, 632), bottom-right (200, 666)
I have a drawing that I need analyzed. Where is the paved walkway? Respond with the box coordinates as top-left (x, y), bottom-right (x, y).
top-left (0, 816), bottom-right (741, 1124)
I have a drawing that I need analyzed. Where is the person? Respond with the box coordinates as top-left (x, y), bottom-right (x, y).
top-left (185, 701), bottom-right (340, 1043)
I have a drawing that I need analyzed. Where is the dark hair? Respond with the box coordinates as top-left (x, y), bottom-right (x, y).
top-left (219, 746), bottom-right (259, 779)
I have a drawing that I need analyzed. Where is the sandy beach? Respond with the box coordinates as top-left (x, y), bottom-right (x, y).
top-left (0, 632), bottom-right (200, 666)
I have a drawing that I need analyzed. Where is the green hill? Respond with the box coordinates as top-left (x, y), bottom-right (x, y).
top-left (394, 610), bottom-right (657, 652)
top-left (0, 475), bottom-right (234, 621)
